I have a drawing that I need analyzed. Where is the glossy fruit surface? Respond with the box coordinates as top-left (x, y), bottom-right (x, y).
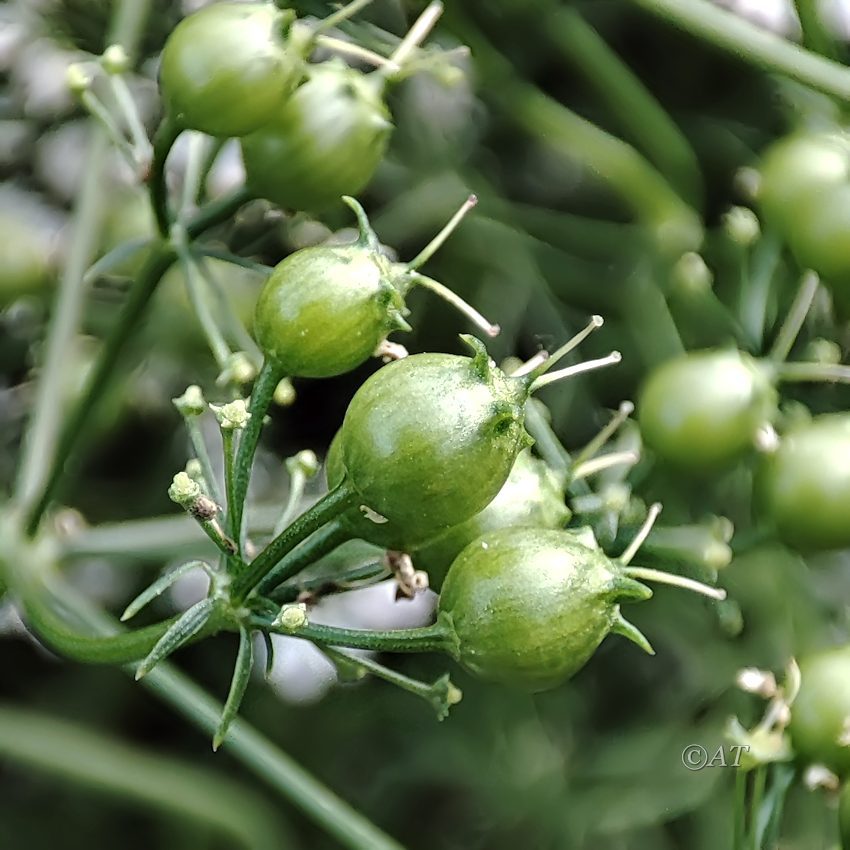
top-left (334, 340), bottom-right (531, 543)
top-left (413, 450), bottom-right (570, 585)
top-left (241, 60), bottom-right (392, 211)
top-left (438, 528), bottom-right (650, 691)
top-left (253, 201), bottom-right (409, 378)
top-left (757, 131), bottom-right (850, 237)
top-left (638, 349), bottom-right (776, 470)
top-left (160, 2), bottom-right (302, 137)
top-left (758, 414), bottom-right (850, 551)
top-left (789, 645), bottom-right (850, 776)
top-left (789, 183), bottom-right (850, 299)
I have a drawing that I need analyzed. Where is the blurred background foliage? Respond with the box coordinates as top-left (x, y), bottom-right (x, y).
top-left (2, 0), bottom-right (850, 848)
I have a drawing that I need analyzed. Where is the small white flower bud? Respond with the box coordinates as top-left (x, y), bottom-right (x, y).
top-left (168, 471), bottom-right (201, 509)
top-left (101, 44), bottom-right (129, 75)
top-left (211, 399), bottom-right (251, 430)
top-left (274, 603), bottom-right (309, 631)
top-left (173, 385), bottom-right (206, 417)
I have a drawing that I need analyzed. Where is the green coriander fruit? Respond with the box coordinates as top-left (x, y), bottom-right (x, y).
top-left (240, 60), bottom-right (392, 212)
top-left (437, 527), bottom-right (653, 691)
top-left (638, 349), bottom-right (777, 470)
top-left (790, 645), bottom-right (850, 776)
top-left (333, 337), bottom-right (532, 544)
top-left (758, 414), bottom-right (850, 551)
top-left (413, 450), bottom-right (570, 586)
top-left (159, 2), bottom-right (303, 137)
top-left (757, 131), bottom-right (850, 238)
top-left (253, 196), bottom-right (497, 378)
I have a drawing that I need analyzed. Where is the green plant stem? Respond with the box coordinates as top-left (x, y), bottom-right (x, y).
top-left (23, 187), bottom-right (252, 537)
top-left (260, 612), bottom-right (458, 656)
top-left (0, 704), bottom-right (290, 850)
top-left (628, 0), bottom-right (850, 101)
top-left (734, 769), bottom-right (746, 850)
top-left (230, 359), bottom-right (285, 555)
top-left (174, 230), bottom-right (232, 369)
top-left (622, 263), bottom-right (686, 367)
top-left (448, 10), bottom-right (700, 249)
top-left (233, 483), bottom-right (359, 601)
top-left (22, 593), bottom-right (178, 664)
top-left (14, 134), bottom-right (110, 517)
top-left (768, 270), bottom-right (819, 363)
top-left (257, 519), bottom-right (352, 596)
top-left (183, 415), bottom-right (224, 506)
top-left (14, 0), bottom-right (152, 521)
top-left (550, 7), bottom-right (702, 206)
top-left (149, 115), bottom-right (182, 237)
top-left (140, 663), bottom-right (405, 850)
top-left (222, 429), bottom-right (238, 541)
top-left (30, 582), bottom-right (407, 850)
top-left (794, 0), bottom-right (838, 59)
top-left (738, 232), bottom-right (782, 352)
top-left (750, 766), bottom-right (767, 850)
top-left (59, 506), bottom-right (284, 562)
top-left (775, 361), bottom-right (850, 383)
top-left (322, 647), bottom-right (461, 720)
top-left (79, 89), bottom-right (139, 170)
top-left (271, 561), bottom-right (389, 605)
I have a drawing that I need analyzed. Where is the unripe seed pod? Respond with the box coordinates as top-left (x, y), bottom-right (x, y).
top-left (253, 196), bottom-right (496, 379)
top-left (758, 414), bottom-right (850, 551)
top-left (332, 338), bottom-right (532, 544)
top-left (789, 644), bottom-right (850, 777)
top-left (159, 2), bottom-right (303, 138)
top-left (437, 528), bottom-right (653, 691)
top-left (638, 349), bottom-right (777, 470)
top-left (413, 450), bottom-right (571, 586)
top-left (331, 329), bottom-right (619, 546)
top-left (241, 60), bottom-right (392, 212)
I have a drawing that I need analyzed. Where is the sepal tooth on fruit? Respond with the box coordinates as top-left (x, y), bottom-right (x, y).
top-left (611, 574), bottom-right (653, 602)
top-left (610, 611), bottom-right (654, 655)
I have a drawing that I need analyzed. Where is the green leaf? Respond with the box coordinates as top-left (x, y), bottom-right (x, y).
top-left (121, 560), bottom-right (209, 621)
top-left (214, 626), bottom-right (255, 751)
top-left (135, 597), bottom-right (215, 679)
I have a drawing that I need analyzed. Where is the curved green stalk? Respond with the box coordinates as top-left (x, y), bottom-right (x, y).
top-left (10, 564), bottom-right (406, 849)
top-left (15, 0), bottom-right (155, 522)
top-left (0, 704), bottom-right (290, 850)
top-left (259, 612), bottom-right (459, 657)
top-left (141, 662), bottom-right (406, 850)
top-left (232, 482), bottom-right (360, 601)
top-left (149, 115), bottom-right (182, 237)
top-left (230, 359), bottom-right (286, 555)
top-left (446, 9), bottom-right (701, 251)
top-left (550, 7), bottom-right (703, 206)
top-left (22, 594), bottom-right (178, 664)
top-left (628, 0), bottom-right (850, 101)
top-left (256, 519), bottom-right (352, 595)
top-left (23, 187), bottom-right (252, 537)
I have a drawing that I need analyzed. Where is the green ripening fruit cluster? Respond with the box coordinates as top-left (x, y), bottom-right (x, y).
top-left (412, 449), bottom-right (571, 587)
